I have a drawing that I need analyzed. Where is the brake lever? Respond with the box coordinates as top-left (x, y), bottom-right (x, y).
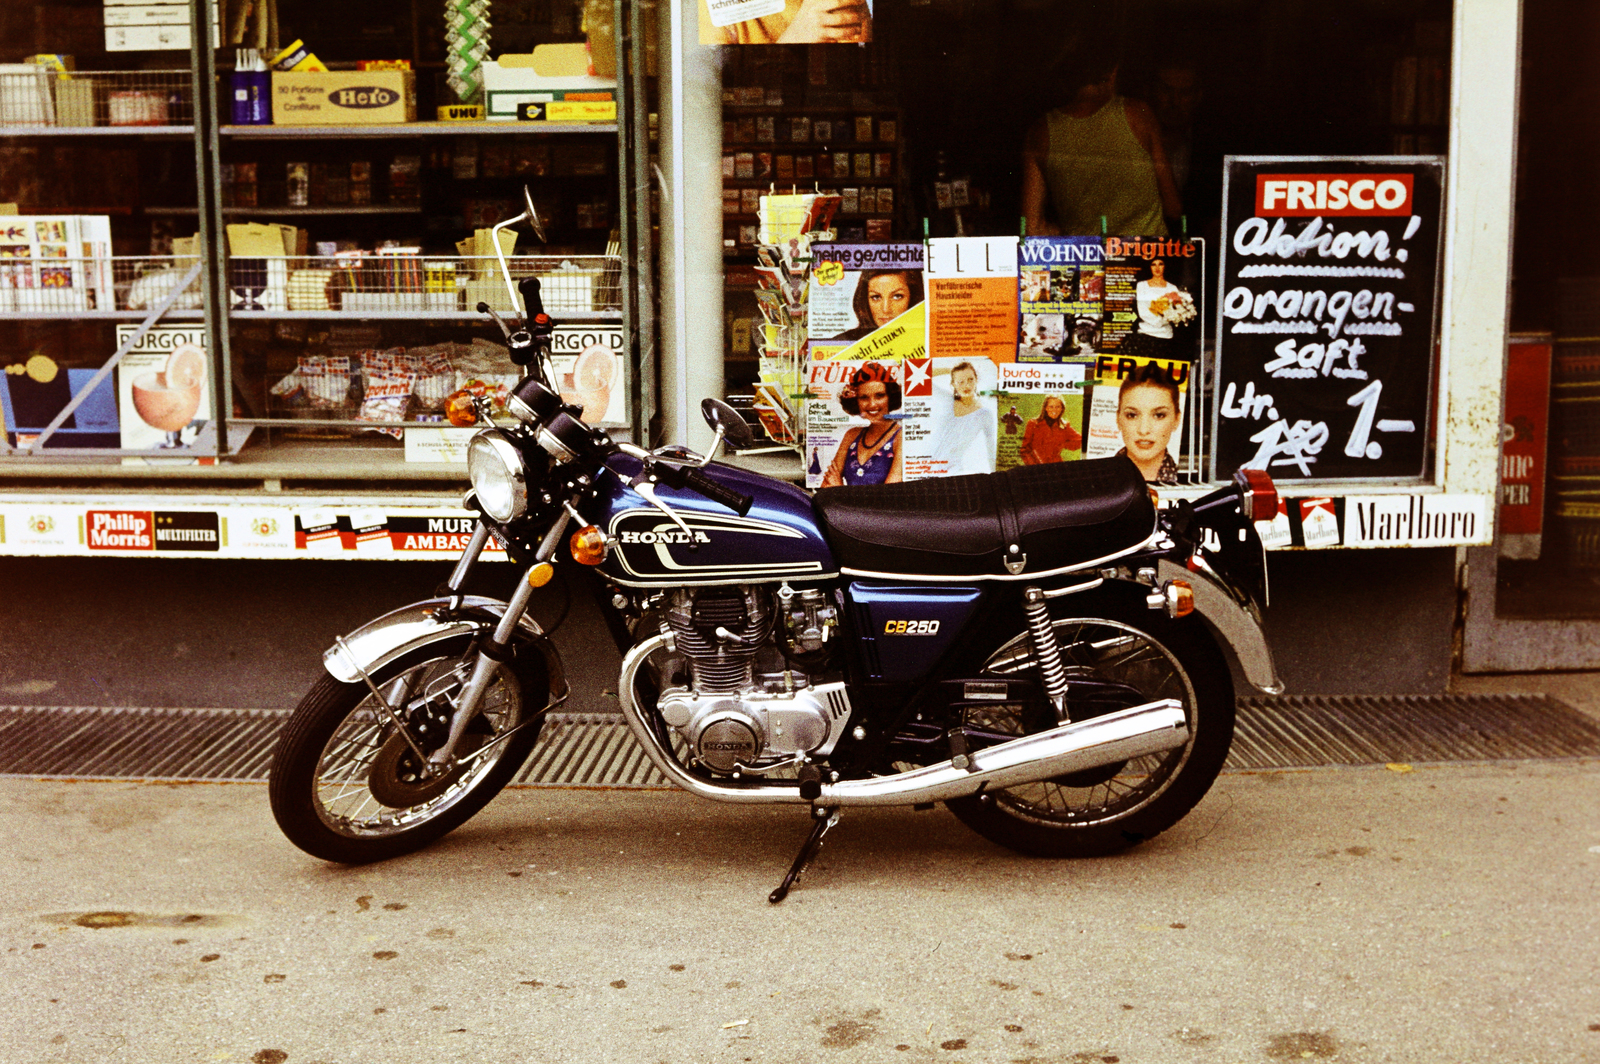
top-left (631, 476), bottom-right (696, 540)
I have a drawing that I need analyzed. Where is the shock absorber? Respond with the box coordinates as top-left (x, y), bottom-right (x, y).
top-left (1023, 586), bottom-right (1072, 723)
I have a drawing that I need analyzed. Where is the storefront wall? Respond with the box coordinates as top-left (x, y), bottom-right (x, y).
top-left (657, 0), bottom-right (1520, 691)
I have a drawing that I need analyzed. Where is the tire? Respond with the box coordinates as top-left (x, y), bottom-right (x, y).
top-left (268, 634), bottom-right (548, 863)
top-left (945, 595), bottom-right (1234, 858)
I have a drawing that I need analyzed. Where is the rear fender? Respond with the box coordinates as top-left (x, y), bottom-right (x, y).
top-left (1154, 559), bottom-right (1283, 694)
top-left (322, 595), bottom-right (569, 704)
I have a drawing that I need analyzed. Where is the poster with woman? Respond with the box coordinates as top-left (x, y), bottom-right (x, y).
top-left (807, 243), bottom-right (925, 359)
top-left (994, 361), bottom-right (1090, 470)
top-left (1083, 357), bottom-right (1191, 485)
top-left (805, 358), bottom-right (905, 490)
top-left (902, 356), bottom-right (997, 479)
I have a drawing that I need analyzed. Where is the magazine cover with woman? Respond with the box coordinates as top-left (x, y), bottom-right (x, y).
top-left (1098, 236), bottom-right (1204, 362)
top-left (806, 243), bottom-right (925, 360)
top-left (1083, 356), bottom-right (1192, 486)
top-left (995, 361), bottom-right (1091, 470)
top-left (805, 357), bottom-right (906, 490)
top-left (901, 355), bottom-right (997, 479)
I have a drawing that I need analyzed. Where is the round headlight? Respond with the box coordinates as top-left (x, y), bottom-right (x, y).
top-left (467, 433), bottom-right (528, 522)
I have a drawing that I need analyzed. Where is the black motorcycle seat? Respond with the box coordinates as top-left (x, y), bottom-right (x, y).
top-left (813, 456), bottom-right (1156, 577)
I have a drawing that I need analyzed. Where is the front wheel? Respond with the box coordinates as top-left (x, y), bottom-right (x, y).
top-left (268, 634), bottom-right (548, 863)
top-left (945, 602), bottom-right (1234, 858)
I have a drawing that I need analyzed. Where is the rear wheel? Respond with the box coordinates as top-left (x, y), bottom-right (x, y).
top-left (945, 602), bottom-right (1234, 857)
top-left (268, 635), bottom-right (547, 863)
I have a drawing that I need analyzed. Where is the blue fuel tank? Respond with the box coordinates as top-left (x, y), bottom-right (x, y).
top-left (590, 456), bottom-right (838, 588)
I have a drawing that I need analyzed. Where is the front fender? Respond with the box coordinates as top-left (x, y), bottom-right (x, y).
top-left (1156, 558), bottom-right (1283, 695)
top-left (322, 595), bottom-right (569, 704)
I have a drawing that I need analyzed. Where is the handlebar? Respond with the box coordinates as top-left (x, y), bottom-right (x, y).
top-left (681, 466), bottom-right (754, 518)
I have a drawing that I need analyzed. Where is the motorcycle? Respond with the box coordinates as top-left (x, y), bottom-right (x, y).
top-left (268, 192), bottom-right (1284, 902)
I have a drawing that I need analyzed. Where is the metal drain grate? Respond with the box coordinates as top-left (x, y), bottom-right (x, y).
top-left (1229, 694), bottom-right (1600, 769)
top-left (0, 705), bottom-right (289, 782)
top-left (1, 695), bottom-right (1597, 784)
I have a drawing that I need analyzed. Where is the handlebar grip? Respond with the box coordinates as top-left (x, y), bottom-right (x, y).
top-left (682, 467), bottom-right (753, 517)
top-left (518, 277), bottom-right (545, 319)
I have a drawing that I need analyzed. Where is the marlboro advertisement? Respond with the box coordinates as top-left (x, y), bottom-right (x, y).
top-left (1211, 156), bottom-right (1444, 482)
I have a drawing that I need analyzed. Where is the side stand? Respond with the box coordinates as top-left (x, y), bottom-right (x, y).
top-left (768, 806), bottom-right (841, 904)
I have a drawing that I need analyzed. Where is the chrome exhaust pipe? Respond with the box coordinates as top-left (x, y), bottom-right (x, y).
top-left (619, 636), bottom-right (1189, 807)
top-left (820, 698), bottom-right (1188, 806)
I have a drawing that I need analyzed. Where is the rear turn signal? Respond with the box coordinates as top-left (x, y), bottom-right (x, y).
top-left (1164, 579), bottom-right (1195, 618)
top-left (1237, 467), bottom-right (1278, 523)
top-left (570, 525), bottom-right (607, 565)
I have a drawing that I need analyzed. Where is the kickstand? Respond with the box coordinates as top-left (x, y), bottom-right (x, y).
top-left (768, 806), bottom-right (841, 904)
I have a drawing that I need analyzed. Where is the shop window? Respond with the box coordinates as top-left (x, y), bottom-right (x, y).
top-left (709, 0), bottom-right (1452, 490)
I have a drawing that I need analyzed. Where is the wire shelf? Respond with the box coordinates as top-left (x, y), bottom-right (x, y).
top-left (226, 254), bottom-right (621, 316)
top-left (0, 69), bottom-right (193, 129)
top-left (0, 255), bottom-right (206, 315)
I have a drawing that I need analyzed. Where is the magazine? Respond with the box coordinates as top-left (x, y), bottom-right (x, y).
top-left (994, 360), bottom-right (1092, 470)
top-left (1083, 355), bottom-right (1192, 485)
top-left (805, 357), bottom-right (905, 490)
top-left (902, 355), bottom-right (998, 480)
top-left (925, 236), bottom-right (1020, 366)
top-left (806, 243), bottom-right (925, 359)
top-left (1098, 236), bottom-right (1203, 358)
top-left (1018, 236), bottom-right (1103, 363)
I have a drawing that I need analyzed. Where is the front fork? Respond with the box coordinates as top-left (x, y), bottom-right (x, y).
top-left (427, 504), bottom-right (575, 770)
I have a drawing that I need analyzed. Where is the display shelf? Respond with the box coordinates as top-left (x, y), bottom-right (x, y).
top-left (0, 310), bottom-right (206, 321)
top-left (0, 437), bottom-right (470, 484)
top-left (220, 205), bottom-right (423, 216)
top-left (220, 122), bottom-right (618, 139)
top-left (228, 308), bottom-right (621, 321)
top-left (0, 125), bottom-right (195, 138)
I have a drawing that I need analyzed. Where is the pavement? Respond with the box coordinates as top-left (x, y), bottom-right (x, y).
top-left (3, 747), bottom-right (1599, 1064)
top-left (3, 554), bottom-right (1600, 1062)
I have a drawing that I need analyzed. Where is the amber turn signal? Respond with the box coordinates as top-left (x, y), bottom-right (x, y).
top-left (1165, 579), bottom-right (1195, 618)
top-left (570, 525), bottom-right (608, 566)
top-left (526, 562), bottom-right (555, 588)
top-left (445, 389), bottom-right (478, 427)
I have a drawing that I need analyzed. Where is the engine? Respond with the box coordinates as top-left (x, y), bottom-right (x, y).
top-left (652, 584), bottom-right (848, 775)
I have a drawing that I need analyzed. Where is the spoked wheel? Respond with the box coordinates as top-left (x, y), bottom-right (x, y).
top-left (945, 603), bottom-right (1234, 858)
top-left (268, 635), bottom-right (547, 863)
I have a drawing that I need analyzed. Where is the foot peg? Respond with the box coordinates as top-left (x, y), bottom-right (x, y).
top-left (768, 806), bottom-right (840, 904)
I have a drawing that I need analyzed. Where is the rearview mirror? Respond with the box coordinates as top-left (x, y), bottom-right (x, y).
top-left (523, 186), bottom-right (547, 243)
top-left (701, 397), bottom-right (756, 452)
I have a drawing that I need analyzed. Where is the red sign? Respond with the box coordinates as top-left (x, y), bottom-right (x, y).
top-left (1255, 174), bottom-right (1414, 216)
top-left (86, 510), bottom-right (154, 550)
top-left (1500, 337), bottom-right (1552, 558)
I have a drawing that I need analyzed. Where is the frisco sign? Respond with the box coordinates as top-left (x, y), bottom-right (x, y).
top-left (1256, 174), bottom-right (1414, 217)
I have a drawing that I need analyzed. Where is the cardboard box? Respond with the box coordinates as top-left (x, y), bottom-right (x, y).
top-left (482, 47), bottom-right (616, 123)
top-left (272, 71), bottom-right (415, 126)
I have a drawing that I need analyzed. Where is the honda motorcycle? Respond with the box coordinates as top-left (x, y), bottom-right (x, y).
top-left (268, 192), bottom-right (1284, 902)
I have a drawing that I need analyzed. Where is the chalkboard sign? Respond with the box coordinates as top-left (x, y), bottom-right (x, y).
top-left (1210, 157), bottom-right (1445, 483)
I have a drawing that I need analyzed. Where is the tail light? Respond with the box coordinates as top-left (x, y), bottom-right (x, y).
top-left (1235, 467), bottom-right (1278, 523)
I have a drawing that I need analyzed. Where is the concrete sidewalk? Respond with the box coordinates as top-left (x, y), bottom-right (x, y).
top-left (3, 757), bottom-right (1598, 1064)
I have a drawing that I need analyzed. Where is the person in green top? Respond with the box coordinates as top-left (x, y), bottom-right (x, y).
top-left (1021, 52), bottom-right (1183, 238)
